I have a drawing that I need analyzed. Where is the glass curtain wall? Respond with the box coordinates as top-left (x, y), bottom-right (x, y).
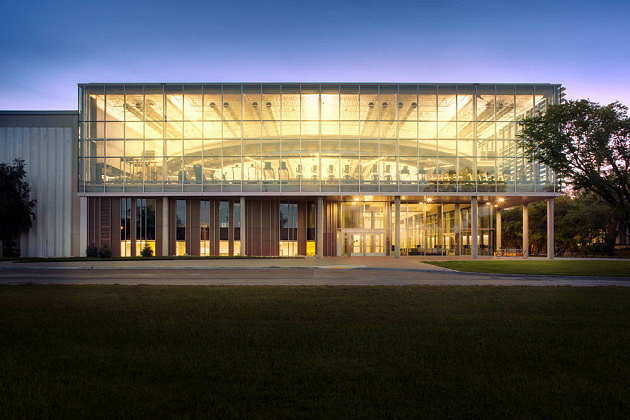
top-left (135, 199), bottom-right (156, 255)
top-left (79, 83), bottom-right (559, 193)
top-left (200, 200), bottom-right (212, 256)
top-left (219, 201), bottom-right (229, 255)
top-left (398, 201), bottom-right (495, 256)
top-left (176, 200), bottom-right (186, 256)
top-left (279, 202), bottom-right (298, 256)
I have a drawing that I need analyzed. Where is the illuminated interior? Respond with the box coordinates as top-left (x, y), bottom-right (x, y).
top-left (79, 83), bottom-right (559, 193)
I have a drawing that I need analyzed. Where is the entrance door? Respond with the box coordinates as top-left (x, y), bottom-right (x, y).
top-left (343, 230), bottom-right (385, 256)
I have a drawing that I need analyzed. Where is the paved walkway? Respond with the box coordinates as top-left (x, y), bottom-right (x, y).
top-left (0, 263), bottom-right (628, 287)
top-left (0, 257), bottom-right (451, 271)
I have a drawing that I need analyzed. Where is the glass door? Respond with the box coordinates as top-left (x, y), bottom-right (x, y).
top-left (344, 230), bottom-right (385, 256)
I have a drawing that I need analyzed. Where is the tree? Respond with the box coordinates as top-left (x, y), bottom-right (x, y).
top-left (518, 100), bottom-right (630, 249)
top-left (0, 159), bottom-right (36, 257)
top-left (500, 194), bottom-right (611, 256)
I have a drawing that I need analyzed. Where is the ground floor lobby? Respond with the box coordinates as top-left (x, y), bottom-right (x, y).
top-left (81, 194), bottom-right (557, 259)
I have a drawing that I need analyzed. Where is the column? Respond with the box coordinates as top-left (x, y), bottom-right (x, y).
top-left (240, 197), bottom-right (246, 256)
top-left (547, 198), bottom-right (555, 259)
top-left (79, 196), bottom-right (88, 257)
top-left (522, 203), bottom-right (529, 258)
top-left (394, 196), bottom-right (401, 258)
top-left (316, 197), bottom-right (324, 257)
top-left (495, 209), bottom-right (502, 252)
top-left (162, 197), bottom-right (169, 256)
top-left (471, 197), bottom-right (478, 259)
top-left (455, 204), bottom-right (462, 256)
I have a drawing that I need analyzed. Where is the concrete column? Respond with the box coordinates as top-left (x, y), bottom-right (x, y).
top-left (240, 197), bottom-right (246, 256)
top-left (547, 198), bottom-right (555, 259)
top-left (316, 197), bottom-right (324, 257)
top-left (471, 197), bottom-right (478, 259)
top-left (522, 203), bottom-right (529, 258)
top-left (495, 209), bottom-right (502, 252)
top-left (162, 197), bottom-right (169, 256)
top-left (394, 196), bottom-right (401, 258)
top-left (79, 196), bottom-right (88, 257)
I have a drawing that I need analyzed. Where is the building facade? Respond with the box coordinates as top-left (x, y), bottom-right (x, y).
top-left (0, 83), bottom-right (561, 257)
top-left (0, 111), bottom-right (80, 257)
top-left (77, 83), bottom-right (561, 258)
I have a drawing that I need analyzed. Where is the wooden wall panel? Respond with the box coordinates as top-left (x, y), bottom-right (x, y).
top-left (297, 201), bottom-right (307, 256)
top-left (111, 198), bottom-right (120, 257)
top-left (246, 199), bottom-right (279, 256)
top-left (189, 199), bottom-right (200, 256)
top-left (323, 200), bottom-right (339, 256)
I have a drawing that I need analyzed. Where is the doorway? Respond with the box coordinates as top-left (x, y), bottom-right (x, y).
top-left (343, 230), bottom-right (385, 256)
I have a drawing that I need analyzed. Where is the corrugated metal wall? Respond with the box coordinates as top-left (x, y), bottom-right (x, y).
top-left (0, 126), bottom-right (76, 257)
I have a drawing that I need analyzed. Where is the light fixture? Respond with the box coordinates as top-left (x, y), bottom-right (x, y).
top-left (209, 102), bottom-right (216, 108)
top-left (223, 102), bottom-right (229, 108)
top-left (368, 102), bottom-right (375, 108)
top-left (498, 197), bottom-right (505, 203)
top-left (411, 102), bottom-right (418, 108)
top-left (426, 197), bottom-right (433, 202)
top-left (382, 102), bottom-right (388, 107)
top-left (252, 102), bottom-right (258, 108)
top-left (265, 102), bottom-right (272, 108)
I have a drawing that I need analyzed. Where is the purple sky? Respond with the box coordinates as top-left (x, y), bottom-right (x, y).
top-left (1, 0), bottom-right (629, 110)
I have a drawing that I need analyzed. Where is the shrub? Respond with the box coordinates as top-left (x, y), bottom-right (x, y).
top-left (140, 245), bottom-right (153, 257)
top-left (97, 246), bottom-right (112, 258)
top-left (2, 240), bottom-right (20, 258)
top-left (86, 244), bottom-right (99, 257)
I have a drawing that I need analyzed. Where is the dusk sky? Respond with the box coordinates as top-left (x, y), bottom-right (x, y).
top-left (1, 0), bottom-right (628, 110)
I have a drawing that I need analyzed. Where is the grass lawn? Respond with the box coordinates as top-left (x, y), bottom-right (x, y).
top-left (423, 259), bottom-right (630, 277)
top-left (1, 286), bottom-right (629, 419)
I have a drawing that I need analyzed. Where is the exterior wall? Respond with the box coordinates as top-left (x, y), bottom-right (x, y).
top-left (78, 83), bottom-right (562, 195)
top-left (0, 112), bottom-right (79, 257)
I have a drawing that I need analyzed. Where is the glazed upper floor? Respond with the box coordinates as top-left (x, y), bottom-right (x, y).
top-left (79, 83), bottom-right (561, 129)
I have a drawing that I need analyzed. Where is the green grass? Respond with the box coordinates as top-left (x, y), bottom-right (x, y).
top-left (423, 259), bottom-right (630, 277)
top-left (1, 286), bottom-right (629, 419)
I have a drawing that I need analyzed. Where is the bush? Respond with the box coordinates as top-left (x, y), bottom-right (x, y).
top-left (97, 246), bottom-right (112, 258)
top-left (2, 240), bottom-right (20, 258)
top-left (86, 244), bottom-right (99, 258)
top-left (140, 245), bottom-right (153, 257)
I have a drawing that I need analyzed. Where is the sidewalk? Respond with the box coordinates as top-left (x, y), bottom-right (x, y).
top-left (0, 256), bottom-right (452, 271)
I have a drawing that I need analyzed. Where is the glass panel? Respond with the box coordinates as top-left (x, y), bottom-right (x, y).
top-left (175, 200), bottom-right (186, 255)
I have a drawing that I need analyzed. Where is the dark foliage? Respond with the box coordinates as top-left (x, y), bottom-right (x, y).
top-left (140, 244), bottom-right (153, 257)
top-left (97, 246), bottom-right (112, 258)
top-left (85, 244), bottom-right (99, 258)
top-left (0, 159), bottom-right (36, 241)
top-left (518, 100), bottom-right (630, 248)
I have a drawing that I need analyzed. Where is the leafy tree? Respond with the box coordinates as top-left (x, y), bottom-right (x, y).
top-left (0, 159), bottom-right (36, 257)
top-left (501, 194), bottom-right (611, 256)
top-left (518, 100), bottom-right (630, 249)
